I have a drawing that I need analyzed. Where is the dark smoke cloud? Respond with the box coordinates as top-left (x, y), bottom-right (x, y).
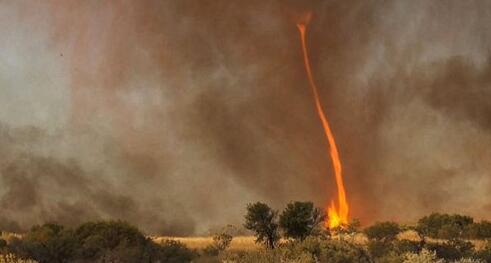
top-left (0, 125), bottom-right (195, 234)
top-left (424, 57), bottom-right (491, 129)
top-left (0, 0), bottom-right (491, 234)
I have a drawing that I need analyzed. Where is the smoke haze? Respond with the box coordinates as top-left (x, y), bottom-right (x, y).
top-left (1, 0), bottom-right (490, 234)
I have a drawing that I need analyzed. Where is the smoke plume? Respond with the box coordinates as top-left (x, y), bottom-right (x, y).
top-left (0, 0), bottom-right (490, 234)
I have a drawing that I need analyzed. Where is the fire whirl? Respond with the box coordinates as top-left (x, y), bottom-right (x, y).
top-left (296, 13), bottom-right (349, 229)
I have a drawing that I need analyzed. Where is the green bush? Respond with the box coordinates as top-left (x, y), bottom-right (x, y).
top-left (465, 221), bottom-right (491, 239)
top-left (394, 240), bottom-right (422, 254)
top-left (74, 221), bottom-right (196, 262)
top-left (6, 221), bottom-right (196, 263)
top-left (366, 239), bottom-right (421, 262)
top-left (376, 251), bottom-right (405, 263)
top-left (0, 238), bottom-right (7, 249)
top-left (417, 213), bottom-right (473, 239)
top-left (425, 239), bottom-right (474, 261)
top-left (403, 249), bottom-right (444, 263)
top-left (74, 220), bottom-right (149, 260)
top-left (220, 237), bottom-right (370, 263)
top-left (220, 250), bottom-right (275, 263)
top-left (287, 237), bottom-right (371, 263)
top-left (157, 240), bottom-right (197, 263)
top-left (364, 221), bottom-right (401, 242)
top-left (367, 240), bottom-right (394, 259)
top-left (17, 223), bottom-right (77, 263)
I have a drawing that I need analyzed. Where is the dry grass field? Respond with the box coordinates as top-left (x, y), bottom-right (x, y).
top-left (153, 233), bottom-right (378, 251)
top-left (154, 230), bottom-right (489, 252)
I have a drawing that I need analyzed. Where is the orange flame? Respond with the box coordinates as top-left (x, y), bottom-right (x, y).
top-left (297, 13), bottom-right (349, 229)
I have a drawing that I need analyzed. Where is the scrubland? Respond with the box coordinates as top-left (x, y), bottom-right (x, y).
top-left (0, 208), bottom-right (491, 262)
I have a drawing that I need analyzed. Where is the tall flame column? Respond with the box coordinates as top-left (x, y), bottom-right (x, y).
top-left (297, 18), bottom-right (349, 229)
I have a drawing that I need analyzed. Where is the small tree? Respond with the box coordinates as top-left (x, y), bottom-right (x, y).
top-left (244, 202), bottom-right (280, 249)
top-left (279, 201), bottom-right (323, 240)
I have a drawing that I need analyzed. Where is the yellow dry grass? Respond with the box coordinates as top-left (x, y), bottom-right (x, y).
top-left (0, 254), bottom-right (36, 263)
top-left (154, 231), bottom-right (489, 251)
top-left (0, 232), bottom-right (22, 242)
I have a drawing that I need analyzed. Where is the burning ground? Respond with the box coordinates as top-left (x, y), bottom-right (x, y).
top-left (0, 0), bottom-right (491, 235)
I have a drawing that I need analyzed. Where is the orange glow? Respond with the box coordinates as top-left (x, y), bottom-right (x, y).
top-left (297, 14), bottom-right (349, 229)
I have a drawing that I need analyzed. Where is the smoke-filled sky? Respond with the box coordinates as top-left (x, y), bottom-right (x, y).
top-left (1, 0), bottom-right (491, 235)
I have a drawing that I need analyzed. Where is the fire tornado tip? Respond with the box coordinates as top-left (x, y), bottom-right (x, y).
top-left (297, 11), bottom-right (312, 27)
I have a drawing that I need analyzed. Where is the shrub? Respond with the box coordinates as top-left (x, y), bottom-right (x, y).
top-left (0, 238), bottom-right (7, 255)
top-left (367, 240), bottom-right (395, 259)
top-left (308, 239), bottom-right (371, 263)
top-left (366, 239), bottom-right (422, 262)
top-left (465, 220), bottom-right (491, 239)
top-left (394, 240), bottom-right (422, 255)
top-left (202, 245), bottom-right (221, 257)
top-left (364, 221), bottom-right (401, 242)
top-left (244, 202), bottom-right (280, 249)
top-left (74, 220), bottom-right (197, 262)
top-left (425, 239), bottom-right (474, 261)
top-left (416, 213), bottom-right (473, 239)
top-left (0, 238), bottom-right (7, 249)
top-left (451, 258), bottom-right (484, 263)
top-left (23, 224), bottom-right (77, 263)
top-left (473, 242), bottom-right (491, 262)
top-left (376, 251), bottom-right (405, 263)
top-left (221, 237), bottom-right (370, 263)
top-left (202, 232), bottom-right (233, 256)
top-left (6, 221), bottom-right (196, 263)
top-left (279, 201), bottom-right (324, 241)
top-left (73, 220), bottom-right (149, 261)
top-left (288, 236), bottom-right (371, 263)
top-left (221, 249), bottom-right (286, 263)
top-left (156, 240), bottom-right (197, 263)
top-left (213, 232), bottom-right (232, 251)
top-left (18, 223), bottom-right (77, 263)
top-left (403, 249), bottom-right (444, 263)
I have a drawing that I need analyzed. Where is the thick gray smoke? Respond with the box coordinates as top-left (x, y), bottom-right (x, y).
top-left (0, 0), bottom-right (490, 235)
